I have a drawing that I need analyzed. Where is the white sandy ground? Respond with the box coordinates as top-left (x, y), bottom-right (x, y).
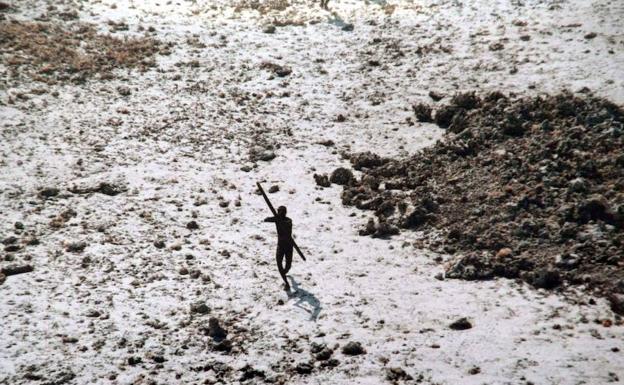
top-left (1, 0), bottom-right (624, 384)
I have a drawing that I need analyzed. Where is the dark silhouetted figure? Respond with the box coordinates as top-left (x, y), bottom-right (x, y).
top-left (264, 205), bottom-right (294, 290)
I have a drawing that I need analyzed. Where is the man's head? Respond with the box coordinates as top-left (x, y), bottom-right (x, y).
top-left (277, 206), bottom-right (287, 217)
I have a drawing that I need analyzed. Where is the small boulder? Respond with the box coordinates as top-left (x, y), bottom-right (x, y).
top-left (330, 167), bottom-right (354, 185)
top-left (532, 269), bottom-right (561, 289)
top-left (341, 341), bottom-right (366, 355)
top-left (295, 362), bottom-right (313, 374)
top-left (449, 317), bottom-right (472, 330)
top-left (314, 174), bottom-right (331, 188)
top-left (190, 301), bottom-right (210, 315)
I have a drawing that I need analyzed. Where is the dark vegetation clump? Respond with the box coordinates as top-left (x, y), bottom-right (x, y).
top-left (339, 91), bottom-right (624, 302)
top-left (0, 19), bottom-right (170, 84)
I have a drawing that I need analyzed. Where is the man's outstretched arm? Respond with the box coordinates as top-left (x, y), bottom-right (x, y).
top-left (264, 216), bottom-right (276, 222)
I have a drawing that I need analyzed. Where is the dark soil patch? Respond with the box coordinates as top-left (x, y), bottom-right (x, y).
top-left (0, 19), bottom-right (170, 84)
top-left (338, 91), bottom-right (624, 302)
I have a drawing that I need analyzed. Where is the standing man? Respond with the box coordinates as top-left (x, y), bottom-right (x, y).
top-left (263, 205), bottom-right (294, 291)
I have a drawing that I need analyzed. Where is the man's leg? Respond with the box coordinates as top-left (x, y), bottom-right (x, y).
top-left (284, 246), bottom-right (293, 274)
top-left (276, 247), bottom-right (290, 290)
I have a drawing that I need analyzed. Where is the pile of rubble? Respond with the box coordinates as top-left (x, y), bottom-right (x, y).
top-left (335, 91), bottom-right (624, 310)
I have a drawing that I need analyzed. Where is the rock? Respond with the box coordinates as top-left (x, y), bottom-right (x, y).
top-left (153, 240), bottom-right (166, 249)
top-left (4, 244), bottom-right (20, 252)
top-left (386, 367), bottom-right (412, 381)
top-left (373, 221), bottom-right (399, 238)
top-left (468, 366), bottom-right (481, 375)
top-left (330, 167), bottom-right (354, 185)
top-left (532, 269), bottom-right (561, 289)
top-left (608, 294), bottom-right (624, 315)
top-left (584, 32), bottom-right (597, 39)
top-left (179, 267), bottom-right (189, 275)
top-left (213, 339), bottom-right (232, 352)
top-left (341, 341), bottom-right (366, 355)
top-left (39, 187), bottom-right (60, 198)
top-left (186, 221), bottom-right (199, 230)
top-left (2, 236), bottom-right (17, 245)
top-left (263, 25), bottom-right (276, 34)
top-left (314, 173), bottom-right (331, 188)
top-left (568, 177), bottom-right (589, 193)
top-left (127, 356), bottom-right (142, 366)
top-left (429, 90), bottom-right (444, 101)
top-left (445, 254), bottom-right (493, 281)
top-left (239, 365), bottom-right (264, 380)
top-left (65, 241), bottom-right (87, 253)
top-left (0, 272), bottom-right (5, 285)
top-left (268, 185), bottom-right (279, 193)
top-left (295, 362), bottom-right (313, 374)
top-left (451, 92), bottom-right (481, 110)
top-left (555, 253), bottom-right (580, 269)
top-left (413, 103), bottom-right (433, 122)
top-left (488, 42), bottom-right (504, 51)
top-left (96, 182), bottom-right (124, 196)
top-left (315, 347), bottom-right (333, 361)
top-left (1, 265), bottom-right (34, 276)
top-left (341, 23), bottom-right (354, 32)
top-left (117, 85), bottom-right (131, 96)
top-left (495, 248), bottom-right (513, 259)
top-left (86, 309), bottom-right (101, 318)
top-left (350, 151), bottom-right (387, 170)
top-left (206, 317), bottom-right (227, 341)
top-left (14, 222), bottom-right (24, 230)
top-left (449, 317), bottom-right (472, 330)
top-left (434, 105), bottom-right (461, 128)
top-left (258, 150), bottom-right (276, 161)
top-left (190, 301), bottom-right (210, 314)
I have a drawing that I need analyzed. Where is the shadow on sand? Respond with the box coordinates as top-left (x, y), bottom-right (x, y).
top-left (288, 276), bottom-right (322, 321)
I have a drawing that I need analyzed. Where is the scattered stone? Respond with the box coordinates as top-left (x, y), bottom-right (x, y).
top-left (263, 25), bottom-right (276, 34)
top-left (14, 222), bottom-right (24, 230)
top-left (608, 294), bottom-right (624, 315)
top-left (206, 317), bottom-right (228, 341)
top-left (295, 362), bottom-right (313, 375)
top-left (341, 341), bottom-right (366, 355)
top-left (2, 236), bottom-right (17, 245)
top-left (258, 150), bottom-right (276, 161)
top-left (468, 366), bottom-right (481, 375)
top-left (239, 365), bottom-right (264, 381)
top-left (449, 317), bottom-right (472, 330)
top-left (179, 267), bottom-right (189, 275)
top-left (489, 42), bottom-right (504, 51)
top-left (584, 32), bottom-right (597, 39)
top-left (342, 23), bottom-right (354, 32)
top-left (386, 367), bottom-right (412, 381)
top-left (532, 269), bottom-right (561, 289)
top-left (268, 185), bottom-right (279, 193)
top-left (0, 272), bottom-right (5, 285)
top-left (315, 347), bottom-right (333, 361)
top-left (117, 85), bottom-right (131, 96)
top-left (314, 173), bottom-right (331, 188)
top-left (186, 221), bottom-right (199, 230)
top-left (1, 265), bottom-right (34, 276)
top-left (65, 241), bottom-right (87, 253)
top-left (39, 187), bottom-right (60, 198)
top-left (153, 240), bottom-right (166, 249)
top-left (413, 103), bottom-right (433, 122)
top-left (330, 167), bottom-right (354, 185)
top-left (190, 301), bottom-right (210, 315)
top-left (429, 90), bottom-right (444, 101)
